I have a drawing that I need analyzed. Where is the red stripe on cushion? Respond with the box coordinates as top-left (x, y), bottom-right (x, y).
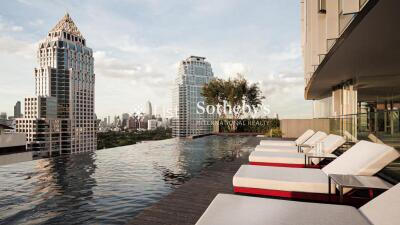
top-left (249, 162), bottom-right (305, 167)
top-left (249, 162), bottom-right (321, 168)
top-left (233, 186), bottom-right (333, 202)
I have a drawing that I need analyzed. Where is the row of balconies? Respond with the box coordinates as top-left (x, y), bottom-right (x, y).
top-left (302, 0), bottom-right (369, 86)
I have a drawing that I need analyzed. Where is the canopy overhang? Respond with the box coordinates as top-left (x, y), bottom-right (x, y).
top-left (305, 0), bottom-right (400, 102)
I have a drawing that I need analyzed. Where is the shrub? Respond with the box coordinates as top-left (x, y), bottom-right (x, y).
top-left (218, 118), bottom-right (280, 133)
top-left (265, 128), bottom-right (283, 137)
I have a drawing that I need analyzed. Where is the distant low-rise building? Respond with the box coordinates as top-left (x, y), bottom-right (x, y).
top-left (121, 113), bottom-right (130, 129)
top-left (0, 124), bottom-right (26, 154)
top-left (128, 116), bottom-right (140, 131)
top-left (147, 119), bottom-right (158, 130)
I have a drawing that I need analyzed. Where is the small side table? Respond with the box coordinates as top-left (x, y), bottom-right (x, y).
top-left (298, 144), bottom-right (312, 153)
top-left (328, 174), bottom-right (393, 203)
top-left (304, 152), bottom-right (337, 167)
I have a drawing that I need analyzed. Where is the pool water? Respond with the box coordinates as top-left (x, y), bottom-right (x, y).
top-left (0, 136), bottom-right (252, 225)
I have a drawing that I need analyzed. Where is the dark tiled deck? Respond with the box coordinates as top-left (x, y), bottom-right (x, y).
top-left (126, 137), bottom-right (262, 225)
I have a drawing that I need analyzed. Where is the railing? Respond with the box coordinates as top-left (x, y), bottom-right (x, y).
top-left (328, 110), bottom-right (400, 143)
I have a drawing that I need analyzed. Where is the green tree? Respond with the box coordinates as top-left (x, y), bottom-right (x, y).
top-left (202, 74), bottom-right (265, 132)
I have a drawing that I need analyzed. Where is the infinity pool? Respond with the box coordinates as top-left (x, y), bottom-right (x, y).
top-left (0, 136), bottom-right (252, 225)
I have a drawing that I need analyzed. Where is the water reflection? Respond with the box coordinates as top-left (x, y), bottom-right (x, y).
top-left (155, 136), bottom-right (248, 188)
top-left (1, 153), bottom-right (97, 224)
top-left (0, 136), bottom-right (250, 225)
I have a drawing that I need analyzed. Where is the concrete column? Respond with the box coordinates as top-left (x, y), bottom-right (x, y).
top-left (332, 83), bottom-right (358, 140)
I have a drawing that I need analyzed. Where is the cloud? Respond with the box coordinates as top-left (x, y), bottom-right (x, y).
top-left (94, 51), bottom-right (142, 79)
top-left (0, 16), bottom-right (24, 33)
top-left (218, 62), bottom-right (250, 79)
top-left (259, 72), bottom-right (311, 118)
top-left (267, 42), bottom-right (302, 61)
top-left (0, 36), bottom-right (36, 59)
top-left (11, 26), bottom-right (23, 31)
top-left (94, 51), bottom-right (173, 87)
top-left (29, 19), bottom-right (44, 27)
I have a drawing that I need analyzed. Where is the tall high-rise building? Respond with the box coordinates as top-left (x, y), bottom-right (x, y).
top-left (0, 112), bottom-right (7, 124)
top-left (16, 13), bottom-right (96, 155)
top-left (145, 101), bottom-right (152, 117)
top-left (172, 56), bottom-right (216, 137)
top-left (14, 101), bottom-right (22, 118)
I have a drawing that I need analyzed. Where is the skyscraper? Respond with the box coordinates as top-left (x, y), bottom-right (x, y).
top-left (172, 56), bottom-right (216, 137)
top-left (14, 101), bottom-right (22, 118)
top-left (16, 13), bottom-right (96, 155)
top-left (145, 101), bottom-right (152, 117)
top-left (0, 112), bottom-right (6, 124)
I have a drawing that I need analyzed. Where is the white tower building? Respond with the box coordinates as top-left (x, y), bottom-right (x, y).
top-left (16, 13), bottom-right (96, 155)
top-left (145, 101), bottom-right (152, 117)
top-left (172, 56), bottom-right (216, 137)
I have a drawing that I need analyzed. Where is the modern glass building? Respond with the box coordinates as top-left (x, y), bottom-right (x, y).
top-left (302, 0), bottom-right (400, 144)
top-left (172, 56), bottom-right (216, 137)
top-left (302, 0), bottom-right (400, 181)
top-left (16, 13), bottom-right (96, 156)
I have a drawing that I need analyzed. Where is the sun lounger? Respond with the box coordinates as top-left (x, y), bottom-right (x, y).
top-left (259, 129), bottom-right (314, 147)
top-left (249, 134), bottom-right (346, 167)
top-left (255, 131), bottom-right (327, 153)
top-left (233, 141), bottom-right (399, 200)
top-left (196, 184), bottom-right (400, 225)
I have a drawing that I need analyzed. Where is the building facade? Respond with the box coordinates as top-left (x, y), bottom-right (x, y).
top-left (301, 0), bottom-right (400, 142)
top-left (172, 56), bottom-right (216, 137)
top-left (301, 0), bottom-right (400, 183)
top-left (14, 101), bottom-right (22, 118)
top-left (16, 13), bottom-right (96, 156)
top-left (147, 119), bottom-right (158, 130)
top-left (0, 113), bottom-right (6, 124)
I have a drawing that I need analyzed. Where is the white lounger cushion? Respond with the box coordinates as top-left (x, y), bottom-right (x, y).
top-left (360, 183), bottom-right (400, 225)
top-left (195, 194), bottom-right (370, 225)
top-left (294, 129), bottom-right (316, 145)
top-left (249, 151), bottom-right (305, 164)
top-left (300, 131), bottom-right (327, 146)
top-left (322, 140), bottom-right (400, 176)
top-left (259, 139), bottom-right (296, 147)
top-left (250, 134), bottom-right (346, 164)
top-left (237, 141), bottom-right (398, 195)
top-left (255, 131), bottom-right (327, 153)
top-left (259, 129), bottom-right (315, 146)
top-left (308, 134), bottom-right (346, 154)
top-left (255, 145), bottom-right (300, 153)
top-left (233, 165), bottom-right (332, 194)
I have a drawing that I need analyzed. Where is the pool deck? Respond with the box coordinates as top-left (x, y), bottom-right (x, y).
top-left (126, 136), bottom-right (262, 225)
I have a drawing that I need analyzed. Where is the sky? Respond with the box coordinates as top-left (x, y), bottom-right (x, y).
top-left (0, 0), bottom-right (312, 119)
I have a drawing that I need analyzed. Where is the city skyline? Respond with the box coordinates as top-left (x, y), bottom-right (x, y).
top-left (0, 0), bottom-right (312, 119)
